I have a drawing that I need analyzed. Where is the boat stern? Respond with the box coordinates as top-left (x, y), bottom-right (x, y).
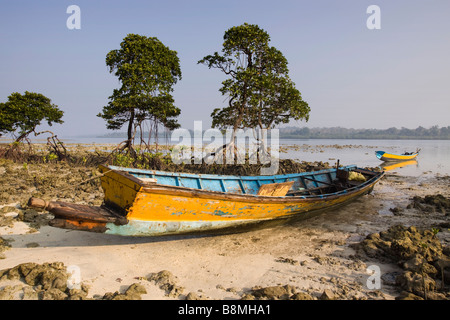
top-left (375, 151), bottom-right (385, 160)
top-left (98, 165), bottom-right (144, 215)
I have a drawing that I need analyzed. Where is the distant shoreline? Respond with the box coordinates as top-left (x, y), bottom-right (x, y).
top-left (95, 125), bottom-right (450, 140)
top-left (1, 125), bottom-right (449, 143)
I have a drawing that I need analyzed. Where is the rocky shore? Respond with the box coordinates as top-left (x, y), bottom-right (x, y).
top-left (0, 149), bottom-right (449, 300)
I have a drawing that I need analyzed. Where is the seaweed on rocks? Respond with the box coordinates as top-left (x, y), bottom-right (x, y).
top-left (355, 225), bottom-right (450, 300)
top-left (408, 194), bottom-right (450, 215)
top-left (241, 285), bottom-right (315, 300)
top-left (0, 262), bottom-right (147, 300)
top-left (0, 237), bottom-right (11, 259)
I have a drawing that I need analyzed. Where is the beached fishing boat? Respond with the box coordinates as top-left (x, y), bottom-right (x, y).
top-left (375, 150), bottom-right (419, 162)
top-left (28, 164), bottom-right (385, 237)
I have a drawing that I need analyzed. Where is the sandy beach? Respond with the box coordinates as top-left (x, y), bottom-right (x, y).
top-left (0, 150), bottom-right (449, 301)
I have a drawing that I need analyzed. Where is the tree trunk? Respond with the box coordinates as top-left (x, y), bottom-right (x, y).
top-left (125, 108), bottom-right (135, 153)
top-left (14, 129), bottom-right (33, 144)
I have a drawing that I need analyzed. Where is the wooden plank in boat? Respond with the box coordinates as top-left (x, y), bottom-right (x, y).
top-left (138, 177), bottom-right (158, 184)
top-left (257, 181), bottom-right (294, 197)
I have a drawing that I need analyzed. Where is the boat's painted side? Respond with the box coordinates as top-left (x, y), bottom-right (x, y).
top-left (375, 151), bottom-right (419, 162)
top-left (97, 165), bottom-right (384, 236)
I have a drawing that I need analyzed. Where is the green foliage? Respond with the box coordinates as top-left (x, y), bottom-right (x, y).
top-left (0, 103), bottom-right (14, 135)
top-left (111, 150), bottom-right (172, 169)
top-left (43, 153), bottom-right (58, 163)
top-left (198, 23), bottom-right (309, 132)
top-left (98, 33), bottom-right (182, 150)
top-left (0, 91), bottom-right (63, 142)
top-left (431, 228), bottom-right (439, 237)
top-left (112, 153), bottom-right (135, 168)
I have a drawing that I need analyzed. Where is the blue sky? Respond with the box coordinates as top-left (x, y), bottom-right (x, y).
top-left (1, 0), bottom-right (449, 137)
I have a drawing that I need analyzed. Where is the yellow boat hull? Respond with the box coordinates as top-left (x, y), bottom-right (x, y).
top-left (381, 154), bottom-right (418, 161)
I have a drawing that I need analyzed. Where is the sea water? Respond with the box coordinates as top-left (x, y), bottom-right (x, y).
top-left (279, 139), bottom-right (450, 177)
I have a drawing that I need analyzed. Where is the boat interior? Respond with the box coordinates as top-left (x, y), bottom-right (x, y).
top-left (107, 165), bottom-right (381, 198)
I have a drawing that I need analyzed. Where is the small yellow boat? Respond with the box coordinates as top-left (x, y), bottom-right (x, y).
top-left (375, 150), bottom-right (419, 162)
top-left (28, 164), bottom-right (385, 237)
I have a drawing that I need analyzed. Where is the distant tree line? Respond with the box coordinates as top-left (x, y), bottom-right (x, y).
top-left (99, 125), bottom-right (450, 141)
top-left (279, 126), bottom-right (450, 140)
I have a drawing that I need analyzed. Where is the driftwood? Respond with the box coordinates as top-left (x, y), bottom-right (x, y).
top-left (28, 197), bottom-right (127, 225)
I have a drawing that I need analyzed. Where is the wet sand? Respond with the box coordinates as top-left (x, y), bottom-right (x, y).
top-left (0, 153), bottom-right (449, 300)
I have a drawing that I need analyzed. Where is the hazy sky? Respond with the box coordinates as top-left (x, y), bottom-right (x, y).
top-left (1, 0), bottom-right (449, 137)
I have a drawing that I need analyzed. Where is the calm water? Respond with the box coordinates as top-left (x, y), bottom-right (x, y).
top-left (279, 139), bottom-right (450, 177)
top-left (2, 136), bottom-right (449, 176)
